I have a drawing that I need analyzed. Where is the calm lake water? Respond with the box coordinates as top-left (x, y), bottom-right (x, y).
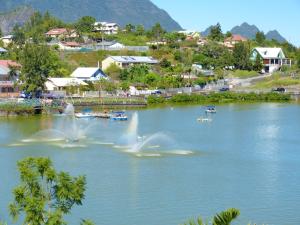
top-left (0, 103), bottom-right (300, 225)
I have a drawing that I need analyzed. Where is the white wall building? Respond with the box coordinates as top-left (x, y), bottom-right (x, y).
top-left (45, 78), bottom-right (87, 91)
top-left (102, 56), bottom-right (159, 70)
top-left (251, 47), bottom-right (291, 73)
top-left (94, 22), bottom-right (119, 35)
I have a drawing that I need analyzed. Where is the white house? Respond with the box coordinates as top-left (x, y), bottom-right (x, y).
top-left (102, 56), bottom-right (159, 70)
top-left (45, 78), bottom-right (87, 91)
top-left (251, 47), bottom-right (291, 73)
top-left (94, 22), bottom-right (119, 35)
top-left (70, 67), bottom-right (108, 81)
top-left (0, 35), bottom-right (14, 47)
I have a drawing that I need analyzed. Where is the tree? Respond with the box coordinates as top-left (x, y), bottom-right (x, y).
top-left (151, 23), bottom-right (165, 41)
top-left (212, 208), bottom-right (240, 225)
top-left (125, 24), bottom-right (135, 33)
top-left (255, 31), bottom-right (266, 44)
top-left (0, 27), bottom-right (2, 37)
top-left (252, 54), bottom-right (263, 72)
top-left (232, 42), bottom-right (252, 70)
top-left (18, 44), bottom-right (62, 95)
top-left (296, 50), bottom-right (300, 68)
top-left (160, 58), bottom-right (172, 68)
top-left (208, 23), bottom-right (224, 41)
top-left (225, 31), bottom-right (232, 38)
top-left (182, 208), bottom-right (240, 225)
top-left (12, 25), bottom-right (26, 45)
top-left (135, 25), bottom-right (145, 36)
top-left (9, 157), bottom-right (86, 225)
top-left (75, 16), bottom-right (96, 33)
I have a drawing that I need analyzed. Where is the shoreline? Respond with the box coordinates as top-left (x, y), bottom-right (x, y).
top-left (0, 92), bottom-right (296, 117)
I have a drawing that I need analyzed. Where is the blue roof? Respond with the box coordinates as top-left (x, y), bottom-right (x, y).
top-left (110, 56), bottom-right (158, 64)
top-left (0, 65), bottom-right (9, 75)
top-left (0, 47), bottom-right (7, 53)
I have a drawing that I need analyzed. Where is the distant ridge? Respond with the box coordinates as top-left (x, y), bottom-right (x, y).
top-left (230, 22), bottom-right (260, 39)
top-left (0, 0), bottom-right (182, 33)
top-left (0, 6), bottom-right (34, 34)
top-left (201, 22), bottom-right (287, 43)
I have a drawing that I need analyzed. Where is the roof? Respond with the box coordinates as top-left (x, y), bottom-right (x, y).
top-left (225, 34), bottom-right (247, 42)
top-left (61, 42), bottom-right (81, 47)
top-left (108, 56), bottom-right (159, 64)
top-left (0, 65), bottom-right (10, 75)
top-left (94, 22), bottom-right (118, 27)
top-left (46, 28), bottom-right (68, 35)
top-left (254, 47), bottom-right (286, 59)
top-left (0, 60), bottom-right (21, 68)
top-left (71, 67), bottom-right (106, 78)
top-left (47, 78), bottom-right (87, 87)
top-left (0, 47), bottom-right (7, 53)
top-left (0, 35), bottom-right (13, 40)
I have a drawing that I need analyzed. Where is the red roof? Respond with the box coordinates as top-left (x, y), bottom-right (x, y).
top-left (225, 34), bottom-right (247, 42)
top-left (62, 42), bottom-right (81, 47)
top-left (46, 28), bottom-right (68, 35)
top-left (0, 60), bottom-right (21, 68)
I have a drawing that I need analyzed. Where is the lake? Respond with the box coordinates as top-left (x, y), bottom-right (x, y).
top-left (0, 103), bottom-right (300, 225)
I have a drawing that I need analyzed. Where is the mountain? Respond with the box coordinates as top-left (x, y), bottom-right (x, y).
top-left (0, 0), bottom-right (182, 32)
top-left (0, 6), bottom-right (34, 34)
top-left (230, 22), bottom-right (287, 43)
top-left (201, 26), bottom-right (213, 37)
top-left (230, 22), bottom-right (260, 39)
top-left (265, 30), bottom-right (287, 43)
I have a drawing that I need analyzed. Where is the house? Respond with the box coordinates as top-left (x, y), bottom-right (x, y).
top-left (197, 37), bottom-right (208, 46)
top-left (70, 67), bottom-right (107, 81)
top-left (58, 42), bottom-right (82, 51)
top-left (94, 22), bottom-right (119, 35)
top-left (223, 34), bottom-right (247, 49)
top-left (45, 78), bottom-right (87, 92)
top-left (102, 56), bottom-right (159, 70)
top-left (0, 35), bottom-right (14, 47)
top-left (192, 64), bottom-right (214, 76)
top-left (251, 47), bottom-right (291, 73)
top-left (46, 28), bottom-right (78, 39)
top-left (0, 47), bottom-right (8, 54)
top-left (178, 30), bottom-right (201, 39)
top-left (146, 41), bottom-right (167, 46)
top-left (0, 60), bottom-right (21, 95)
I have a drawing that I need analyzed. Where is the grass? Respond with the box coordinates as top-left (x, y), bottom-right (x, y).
top-left (227, 70), bottom-right (259, 78)
top-left (0, 103), bottom-right (35, 115)
top-left (252, 73), bottom-right (300, 89)
top-left (147, 92), bottom-right (291, 105)
top-left (63, 50), bottom-right (148, 68)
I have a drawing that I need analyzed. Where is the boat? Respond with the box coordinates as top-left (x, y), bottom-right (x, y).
top-left (93, 112), bottom-right (112, 119)
top-left (75, 113), bottom-right (95, 119)
top-left (197, 117), bottom-right (212, 122)
top-left (111, 111), bottom-right (128, 121)
top-left (205, 106), bottom-right (217, 113)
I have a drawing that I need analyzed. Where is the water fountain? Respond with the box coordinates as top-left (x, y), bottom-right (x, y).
top-left (20, 103), bottom-right (94, 147)
top-left (118, 112), bottom-right (194, 157)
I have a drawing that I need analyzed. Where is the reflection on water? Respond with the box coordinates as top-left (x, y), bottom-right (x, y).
top-left (0, 103), bottom-right (300, 225)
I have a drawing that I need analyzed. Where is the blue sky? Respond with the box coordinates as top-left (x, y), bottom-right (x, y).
top-left (151, 0), bottom-right (300, 46)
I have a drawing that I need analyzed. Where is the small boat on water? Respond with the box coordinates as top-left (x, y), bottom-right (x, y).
top-left (197, 117), bottom-right (212, 122)
top-left (93, 112), bottom-right (112, 119)
top-left (75, 113), bottom-right (95, 119)
top-left (205, 106), bottom-right (217, 113)
top-left (75, 108), bottom-right (95, 118)
top-left (111, 111), bottom-right (128, 121)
